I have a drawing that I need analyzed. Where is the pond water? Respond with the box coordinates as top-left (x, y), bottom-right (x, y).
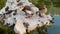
top-left (48, 16), bottom-right (60, 34)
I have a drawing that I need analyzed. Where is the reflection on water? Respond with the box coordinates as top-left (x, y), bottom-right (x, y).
top-left (48, 16), bottom-right (60, 34)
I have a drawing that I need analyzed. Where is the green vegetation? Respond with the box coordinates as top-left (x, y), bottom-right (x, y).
top-left (0, 0), bottom-right (7, 9)
top-left (29, 0), bottom-right (60, 15)
top-left (29, 0), bottom-right (51, 8)
top-left (0, 22), bottom-right (15, 34)
top-left (52, 0), bottom-right (60, 7)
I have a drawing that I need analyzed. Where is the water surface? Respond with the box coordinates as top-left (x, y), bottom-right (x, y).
top-left (48, 16), bottom-right (60, 34)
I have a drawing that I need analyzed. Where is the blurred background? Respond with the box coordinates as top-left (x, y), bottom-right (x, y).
top-left (0, 0), bottom-right (60, 15)
top-left (0, 0), bottom-right (60, 34)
